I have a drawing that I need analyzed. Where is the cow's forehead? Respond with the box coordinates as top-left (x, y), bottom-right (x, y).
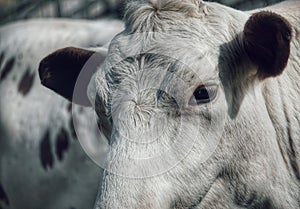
top-left (112, 18), bottom-right (228, 54)
top-left (94, 0), bottom-right (247, 102)
top-left (93, 36), bottom-right (219, 109)
top-left (106, 2), bottom-right (242, 71)
top-left (122, 0), bottom-right (245, 42)
top-left (102, 23), bottom-right (222, 83)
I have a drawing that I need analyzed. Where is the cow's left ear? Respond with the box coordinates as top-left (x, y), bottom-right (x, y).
top-left (221, 11), bottom-right (292, 118)
top-left (39, 47), bottom-right (106, 106)
top-left (244, 11), bottom-right (292, 79)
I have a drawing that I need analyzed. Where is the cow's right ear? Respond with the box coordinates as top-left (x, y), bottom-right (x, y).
top-left (39, 47), bottom-right (106, 106)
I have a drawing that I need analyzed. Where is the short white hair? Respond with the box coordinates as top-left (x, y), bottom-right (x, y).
top-left (124, 0), bottom-right (206, 32)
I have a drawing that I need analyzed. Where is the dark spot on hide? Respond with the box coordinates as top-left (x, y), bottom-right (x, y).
top-left (0, 183), bottom-right (9, 205)
top-left (55, 128), bottom-right (70, 161)
top-left (18, 69), bottom-right (35, 96)
top-left (40, 131), bottom-right (54, 170)
top-left (0, 57), bottom-right (15, 81)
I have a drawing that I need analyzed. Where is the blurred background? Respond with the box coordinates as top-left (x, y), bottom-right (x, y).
top-left (0, 0), bottom-right (285, 25)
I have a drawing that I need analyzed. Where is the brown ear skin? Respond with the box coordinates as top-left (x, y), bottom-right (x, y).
top-left (244, 11), bottom-right (292, 79)
top-left (39, 47), bottom-right (95, 106)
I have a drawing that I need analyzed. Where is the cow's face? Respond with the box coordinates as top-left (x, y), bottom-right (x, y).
top-left (39, 1), bottom-right (292, 208)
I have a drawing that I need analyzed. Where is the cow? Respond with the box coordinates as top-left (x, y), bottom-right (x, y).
top-left (38, 0), bottom-right (300, 208)
top-left (0, 18), bottom-right (123, 209)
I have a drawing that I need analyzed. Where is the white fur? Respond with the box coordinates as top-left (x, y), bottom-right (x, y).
top-left (1, 1), bottom-right (300, 209)
top-left (92, 1), bottom-right (300, 208)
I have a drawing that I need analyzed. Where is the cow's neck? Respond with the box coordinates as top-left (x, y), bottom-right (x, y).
top-left (259, 4), bottom-right (300, 184)
top-left (262, 42), bottom-right (300, 185)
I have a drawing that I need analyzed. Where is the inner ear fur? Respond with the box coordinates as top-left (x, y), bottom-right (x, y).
top-left (244, 11), bottom-right (292, 79)
top-left (39, 47), bottom-right (96, 106)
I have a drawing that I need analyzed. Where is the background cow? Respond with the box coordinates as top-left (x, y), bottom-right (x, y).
top-left (39, 0), bottom-right (300, 208)
top-left (0, 19), bottom-right (123, 209)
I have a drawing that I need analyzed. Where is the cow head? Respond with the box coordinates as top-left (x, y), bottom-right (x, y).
top-left (39, 0), bottom-right (292, 208)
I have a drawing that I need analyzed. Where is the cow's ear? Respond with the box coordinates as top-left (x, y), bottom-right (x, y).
top-left (244, 11), bottom-right (292, 79)
top-left (39, 47), bottom-right (106, 106)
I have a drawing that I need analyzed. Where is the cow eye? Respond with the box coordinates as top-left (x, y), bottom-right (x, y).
top-left (189, 85), bottom-right (218, 106)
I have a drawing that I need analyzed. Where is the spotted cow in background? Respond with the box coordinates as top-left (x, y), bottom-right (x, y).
top-left (0, 19), bottom-right (123, 209)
